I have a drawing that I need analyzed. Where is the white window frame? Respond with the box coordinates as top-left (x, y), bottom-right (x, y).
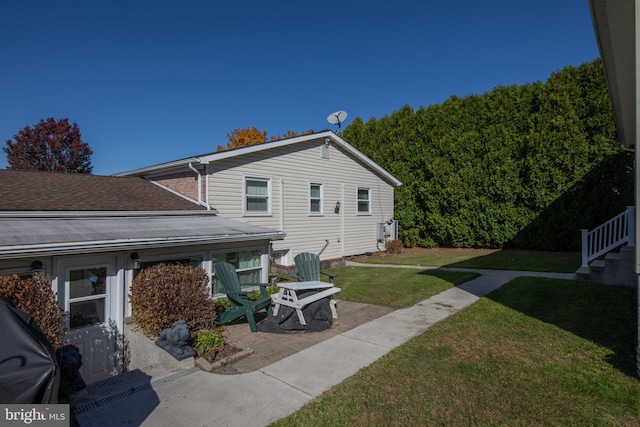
top-left (211, 248), bottom-right (264, 295)
top-left (66, 265), bottom-right (109, 330)
top-left (357, 186), bottom-right (372, 215)
top-left (309, 182), bottom-right (324, 216)
top-left (243, 176), bottom-right (272, 216)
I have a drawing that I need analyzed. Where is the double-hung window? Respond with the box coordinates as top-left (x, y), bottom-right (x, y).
top-left (68, 267), bottom-right (107, 329)
top-left (244, 176), bottom-right (271, 215)
top-left (309, 182), bottom-right (323, 215)
top-left (357, 187), bottom-right (371, 215)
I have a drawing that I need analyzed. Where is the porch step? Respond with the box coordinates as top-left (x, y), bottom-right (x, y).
top-left (574, 245), bottom-right (636, 287)
top-left (590, 259), bottom-right (607, 270)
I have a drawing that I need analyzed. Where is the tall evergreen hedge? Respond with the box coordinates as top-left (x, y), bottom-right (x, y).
top-left (343, 59), bottom-right (633, 251)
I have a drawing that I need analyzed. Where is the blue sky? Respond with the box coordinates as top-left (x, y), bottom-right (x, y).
top-left (1, 1), bottom-right (600, 175)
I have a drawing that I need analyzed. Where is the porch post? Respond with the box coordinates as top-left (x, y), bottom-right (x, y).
top-left (580, 229), bottom-right (589, 268)
top-left (627, 206), bottom-right (635, 247)
top-left (636, 0), bottom-right (640, 379)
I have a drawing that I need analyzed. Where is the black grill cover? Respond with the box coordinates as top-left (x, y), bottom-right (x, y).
top-left (258, 293), bottom-right (333, 333)
top-left (0, 296), bottom-right (59, 403)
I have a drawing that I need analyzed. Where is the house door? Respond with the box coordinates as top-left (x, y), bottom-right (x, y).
top-left (61, 257), bottom-right (120, 384)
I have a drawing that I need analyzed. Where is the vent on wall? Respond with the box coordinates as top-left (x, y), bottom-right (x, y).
top-left (321, 141), bottom-right (330, 159)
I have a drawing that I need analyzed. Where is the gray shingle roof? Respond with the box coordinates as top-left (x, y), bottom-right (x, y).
top-left (0, 170), bottom-right (285, 257)
top-left (0, 169), bottom-right (203, 211)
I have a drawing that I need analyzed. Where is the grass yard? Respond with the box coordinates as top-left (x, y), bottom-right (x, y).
top-left (356, 247), bottom-right (581, 273)
top-left (327, 265), bottom-right (478, 309)
top-left (270, 277), bottom-right (640, 426)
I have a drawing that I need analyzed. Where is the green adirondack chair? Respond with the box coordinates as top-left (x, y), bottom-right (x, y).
top-left (294, 252), bottom-right (339, 318)
top-left (214, 261), bottom-right (272, 332)
top-left (294, 252), bottom-right (335, 283)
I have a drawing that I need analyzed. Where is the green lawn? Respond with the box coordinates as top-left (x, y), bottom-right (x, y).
top-left (327, 266), bottom-right (478, 309)
top-left (271, 278), bottom-right (639, 426)
top-left (357, 247), bottom-right (581, 273)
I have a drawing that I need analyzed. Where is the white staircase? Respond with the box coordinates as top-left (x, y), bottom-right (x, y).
top-left (575, 206), bottom-right (636, 287)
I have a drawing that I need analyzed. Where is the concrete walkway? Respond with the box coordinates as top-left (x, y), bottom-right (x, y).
top-left (74, 265), bottom-right (574, 427)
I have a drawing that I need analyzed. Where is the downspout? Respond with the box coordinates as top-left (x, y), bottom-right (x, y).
top-left (341, 183), bottom-right (345, 257)
top-left (635, 1), bottom-right (640, 379)
top-left (280, 180), bottom-right (285, 232)
top-left (636, 0), bottom-right (640, 378)
top-left (188, 162), bottom-right (210, 211)
top-left (205, 164), bottom-right (210, 209)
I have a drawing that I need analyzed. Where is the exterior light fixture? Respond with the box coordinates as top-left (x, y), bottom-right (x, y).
top-left (334, 201), bottom-right (341, 214)
top-left (130, 253), bottom-right (141, 270)
top-left (31, 260), bottom-right (45, 279)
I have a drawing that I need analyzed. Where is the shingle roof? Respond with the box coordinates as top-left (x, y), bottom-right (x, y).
top-left (0, 169), bottom-right (203, 211)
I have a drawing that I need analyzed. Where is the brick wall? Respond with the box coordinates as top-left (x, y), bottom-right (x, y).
top-left (151, 170), bottom-right (205, 201)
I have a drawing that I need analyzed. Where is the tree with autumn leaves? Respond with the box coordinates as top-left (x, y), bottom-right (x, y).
top-left (217, 127), bottom-right (314, 152)
top-left (4, 117), bottom-right (93, 174)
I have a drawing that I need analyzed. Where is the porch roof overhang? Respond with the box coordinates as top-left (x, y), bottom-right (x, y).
top-left (589, 0), bottom-right (637, 150)
top-left (0, 211), bottom-right (285, 259)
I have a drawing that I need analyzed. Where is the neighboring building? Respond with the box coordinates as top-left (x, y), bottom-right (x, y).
top-left (588, 0), bottom-right (640, 377)
top-left (116, 131), bottom-right (403, 267)
top-left (0, 169), bottom-right (284, 383)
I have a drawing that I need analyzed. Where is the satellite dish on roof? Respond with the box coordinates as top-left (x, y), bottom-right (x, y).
top-left (327, 110), bottom-right (348, 134)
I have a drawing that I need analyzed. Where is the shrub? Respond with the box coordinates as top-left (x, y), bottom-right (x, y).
top-left (0, 274), bottom-right (65, 350)
top-left (385, 239), bottom-right (404, 255)
top-left (215, 297), bottom-right (232, 310)
top-left (191, 328), bottom-right (225, 362)
top-left (130, 264), bottom-right (217, 336)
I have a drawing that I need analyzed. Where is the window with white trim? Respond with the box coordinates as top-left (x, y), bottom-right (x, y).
top-left (357, 187), bottom-right (371, 214)
top-left (244, 177), bottom-right (271, 214)
top-left (309, 182), bottom-right (323, 215)
top-left (212, 250), bottom-right (262, 294)
top-left (68, 267), bottom-right (107, 329)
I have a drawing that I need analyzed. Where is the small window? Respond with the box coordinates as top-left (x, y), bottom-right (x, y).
top-left (68, 267), bottom-right (107, 329)
top-left (309, 183), bottom-right (323, 215)
top-left (357, 187), bottom-right (371, 214)
top-left (244, 177), bottom-right (271, 215)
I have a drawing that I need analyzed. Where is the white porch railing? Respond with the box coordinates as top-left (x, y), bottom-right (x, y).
top-left (581, 206), bottom-right (635, 268)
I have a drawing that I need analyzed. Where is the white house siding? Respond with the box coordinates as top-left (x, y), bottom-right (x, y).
top-left (206, 138), bottom-right (397, 265)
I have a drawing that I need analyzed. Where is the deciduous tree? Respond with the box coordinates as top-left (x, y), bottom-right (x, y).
top-left (217, 127), bottom-right (316, 152)
top-left (217, 127), bottom-right (267, 152)
top-left (4, 117), bottom-right (93, 173)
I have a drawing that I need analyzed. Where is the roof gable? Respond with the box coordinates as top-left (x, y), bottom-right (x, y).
top-left (116, 131), bottom-right (402, 187)
top-left (0, 169), bottom-right (203, 211)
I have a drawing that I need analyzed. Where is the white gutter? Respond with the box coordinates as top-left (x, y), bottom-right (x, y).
top-left (0, 210), bottom-right (219, 218)
top-left (113, 156), bottom-right (200, 176)
top-left (0, 232), bottom-right (287, 259)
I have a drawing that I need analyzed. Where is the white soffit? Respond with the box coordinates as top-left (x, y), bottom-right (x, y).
top-left (589, 0), bottom-right (636, 149)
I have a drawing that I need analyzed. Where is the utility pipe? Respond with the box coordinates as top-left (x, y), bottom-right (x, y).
top-left (318, 240), bottom-right (329, 256)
